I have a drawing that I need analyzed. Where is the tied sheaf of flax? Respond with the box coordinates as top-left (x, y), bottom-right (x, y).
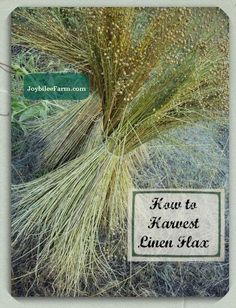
top-left (11, 8), bottom-right (228, 295)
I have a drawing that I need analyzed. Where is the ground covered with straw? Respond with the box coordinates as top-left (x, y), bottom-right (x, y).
top-left (11, 7), bottom-right (229, 297)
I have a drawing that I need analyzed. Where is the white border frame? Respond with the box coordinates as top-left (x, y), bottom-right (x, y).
top-left (0, 1), bottom-right (235, 307)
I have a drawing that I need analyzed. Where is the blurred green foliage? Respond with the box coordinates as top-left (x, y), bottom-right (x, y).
top-left (11, 50), bottom-right (73, 134)
top-left (11, 97), bottom-right (53, 133)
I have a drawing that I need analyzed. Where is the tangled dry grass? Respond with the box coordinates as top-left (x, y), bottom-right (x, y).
top-left (11, 7), bottom-right (229, 296)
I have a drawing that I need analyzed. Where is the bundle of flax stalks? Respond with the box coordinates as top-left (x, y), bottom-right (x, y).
top-left (12, 8), bottom-right (228, 295)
